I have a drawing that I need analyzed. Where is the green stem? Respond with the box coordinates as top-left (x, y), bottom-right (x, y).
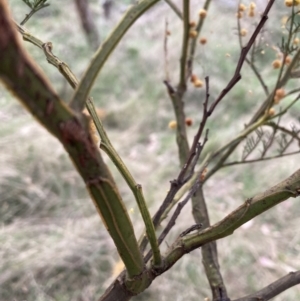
top-left (86, 99), bottom-right (162, 266)
top-left (70, 0), bottom-right (160, 112)
top-left (20, 3), bottom-right (49, 25)
top-left (16, 21), bottom-right (161, 267)
top-left (164, 168), bottom-right (300, 270)
top-left (0, 4), bottom-right (145, 280)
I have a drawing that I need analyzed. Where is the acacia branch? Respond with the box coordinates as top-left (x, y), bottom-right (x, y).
top-left (15, 22), bottom-right (162, 267)
top-left (0, 0), bottom-right (149, 292)
top-left (233, 271), bottom-right (300, 301)
top-left (163, 168), bottom-right (300, 269)
top-left (208, 0), bottom-right (274, 114)
top-left (70, 0), bottom-right (160, 112)
top-left (100, 168), bottom-right (300, 301)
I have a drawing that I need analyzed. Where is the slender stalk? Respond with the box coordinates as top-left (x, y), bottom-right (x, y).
top-left (164, 0), bottom-right (182, 19)
top-left (20, 1), bottom-right (49, 25)
top-left (164, 168), bottom-right (300, 270)
top-left (233, 271), bottom-right (300, 301)
top-left (70, 0), bottom-right (160, 112)
top-left (87, 100), bottom-right (162, 266)
top-left (222, 151), bottom-right (300, 168)
top-left (179, 0), bottom-right (190, 87)
top-left (187, 0), bottom-right (211, 74)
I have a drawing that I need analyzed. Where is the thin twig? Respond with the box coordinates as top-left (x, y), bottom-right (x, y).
top-left (164, 19), bottom-right (170, 81)
top-left (179, 0), bottom-right (190, 87)
top-left (222, 150), bottom-right (300, 167)
top-left (164, 0), bottom-right (182, 19)
top-left (236, 8), bottom-right (269, 96)
top-left (260, 116), bottom-right (280, 158)
top-left (208, 0), bottom-right (275, 114)
top-left (233, 271), bottom-right (300, 301)
top-left (271, 93), bottom-right (300, 119)
top-left (265, 121), bottom-right (300, 143)
top-left (187, 0), bottom-right (212, 76)
top-left (20, 0), bottom-right (49, 25)
top-left (249, 9), bottom-right (300, 124)
top-left (286, 87), bottom-right (300, 96)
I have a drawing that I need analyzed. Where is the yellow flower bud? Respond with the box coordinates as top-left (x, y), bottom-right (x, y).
top-left (199, 9), bottom-right (207, 18)
top-left (272, 59), bottom-right (282, 69)
top-left (240, 28), bottom-right (247, 37)
top-left (189, 30), bottom-right (198, 38)
top-left (168, 120), bottom-right (177, 129)
top-left (193, 79), bottom-right (204, 88)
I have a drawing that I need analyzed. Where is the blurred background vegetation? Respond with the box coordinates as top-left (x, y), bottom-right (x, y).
top-left (1, 0), bottom-right (300, 300)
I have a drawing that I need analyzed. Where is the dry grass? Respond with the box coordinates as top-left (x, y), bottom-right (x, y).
top-left (1, 0), bottom-right (300, 300)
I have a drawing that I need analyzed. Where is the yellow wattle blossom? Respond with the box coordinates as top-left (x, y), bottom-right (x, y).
top-left (189, 30), bottom-right (198, 38)
top-left (272, 59), bottom-right (282, 69)
top-left (240, 28), bottom-right (247, 37)
top-left (168, 120), bottom-right (177, 129)
top-left (193, 79), bottom-right (204, 88)
top-left (267, 108), bottom-right (276, 116)
top-left (199, 9), bottom-right (207, 18)
top-left (285, 0), bottom-right (300, 7)
top-left (274, 88), bottom-right (285, 104)
top-left (239, 3), bottom-right (247, 11)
